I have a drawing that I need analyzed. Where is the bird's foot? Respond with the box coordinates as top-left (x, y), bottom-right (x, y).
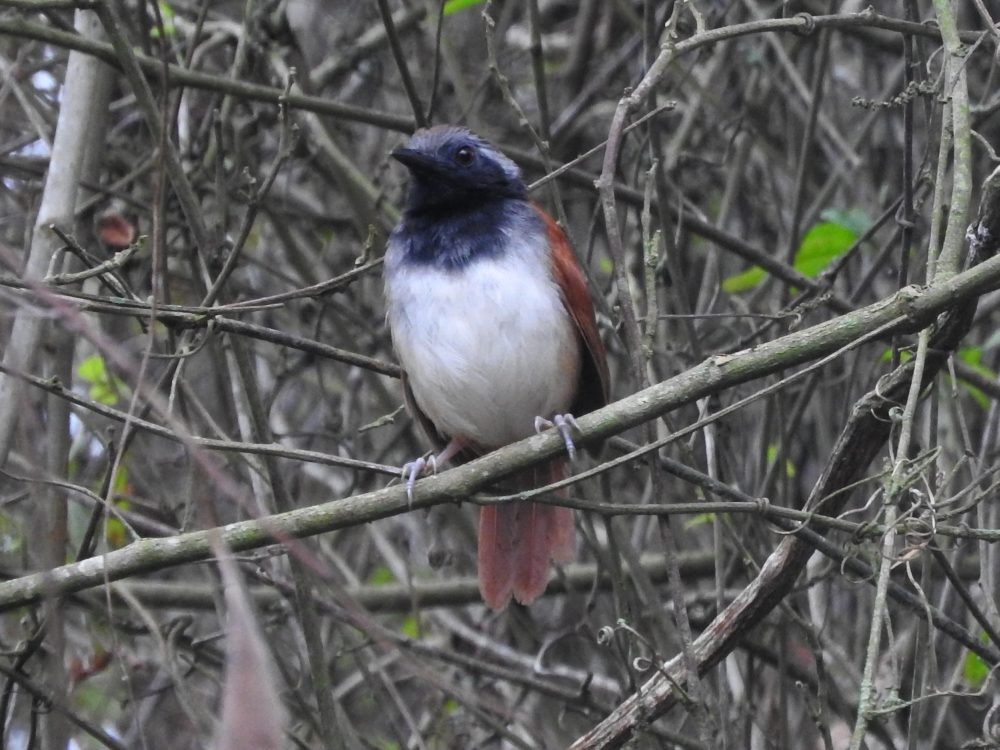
top-left (399, 438), bottom-right (464, 507)
top-left (401, 453), bottom-right (438, 507)
top-left (534, 413), bottom-right (581, 462)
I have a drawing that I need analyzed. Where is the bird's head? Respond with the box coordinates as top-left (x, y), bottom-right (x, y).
top-left (392, 126), bottom-right (526, 213)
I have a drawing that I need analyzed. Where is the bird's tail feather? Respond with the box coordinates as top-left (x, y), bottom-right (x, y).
top-left (477, 460), bottom-right (574, 610)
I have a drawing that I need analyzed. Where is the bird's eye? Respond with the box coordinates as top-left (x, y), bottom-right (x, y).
top-left (455, 146), bottom-right (475, 166)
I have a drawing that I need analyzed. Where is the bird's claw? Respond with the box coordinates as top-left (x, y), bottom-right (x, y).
top-left (535, 413), bottom-right (580, 461)
top-left (402, 453), bottom-right (438, 506)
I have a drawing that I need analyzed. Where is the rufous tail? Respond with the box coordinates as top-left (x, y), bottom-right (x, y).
top-left (477, 460), bottom-right (575, 610)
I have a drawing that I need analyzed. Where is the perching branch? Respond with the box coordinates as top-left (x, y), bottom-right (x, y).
top-left (2, 221), bottom-right (1000, 611)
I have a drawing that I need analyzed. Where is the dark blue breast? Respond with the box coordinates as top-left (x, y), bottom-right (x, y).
top-left (393, 198), bottom-right (541, 270)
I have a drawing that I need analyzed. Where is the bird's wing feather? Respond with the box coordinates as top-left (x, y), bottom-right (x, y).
top-left (535, 206), bottom-right (610, 414)
top-left (400, 371), bottom-right (447, 451)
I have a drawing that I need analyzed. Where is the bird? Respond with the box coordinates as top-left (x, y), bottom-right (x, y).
top-left (383, 126), bottom-right (609, 610)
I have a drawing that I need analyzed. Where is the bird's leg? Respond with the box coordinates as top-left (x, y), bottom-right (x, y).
top-left (534, 414), bottom-right (581, 461)
top-left (401, 438), bottom-right (464, 505)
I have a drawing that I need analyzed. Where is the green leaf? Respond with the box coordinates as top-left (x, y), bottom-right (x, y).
top-left (721, 266), bottom-right (766, 294)
top-left (77, 354), bottom-right (125, 406)
top-left (963, 638), bottom-right (990, 686)
top-left (766, 444), bottom-right (796, 478)
top-left (77, 354), bottom-right (107, 384)
top-left (105, 516), bottom-right (127, 549)
top-left (112, 465), bottom-right (129, 497)
top-left (878, 348), bottom-right (913, 363)
top-left (793, 222), bottom-right (857, 278)
top-left (443, 0), bottom-right (484, 15)
top-left (722, 219), bottom-right (859, 293)
top-left (150, 2), bottom-right (177, 38)
top-left (368, 566), bottom-right (395, 586)
top-left (684, 513), bottom-right (715, 529)
top-left (72, 683), bottom-right (113, 713)
top-left (819, 207), bottom-right (871, 236)
top-left (955, 347), bottom-right (995, 410)
top-left (401, 616), bottom-right (419, 638)
top-left (959, 347), bottom-right (986, 367)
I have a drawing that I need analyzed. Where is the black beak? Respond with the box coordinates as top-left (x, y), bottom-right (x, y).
top-left (391, 147), bottom-right (443, 176)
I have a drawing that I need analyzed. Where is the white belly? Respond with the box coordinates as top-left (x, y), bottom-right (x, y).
top-left (385, 250), bottom-right (581, 448)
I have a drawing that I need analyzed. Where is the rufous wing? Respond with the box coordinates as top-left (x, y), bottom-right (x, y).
top-left (535, 206), bottom-right (610, 415)
top-left (480, 208), bottom-right (608, 611)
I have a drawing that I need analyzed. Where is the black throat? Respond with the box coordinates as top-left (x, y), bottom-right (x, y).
top-left (394, 197), bottom-right (539, 270)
